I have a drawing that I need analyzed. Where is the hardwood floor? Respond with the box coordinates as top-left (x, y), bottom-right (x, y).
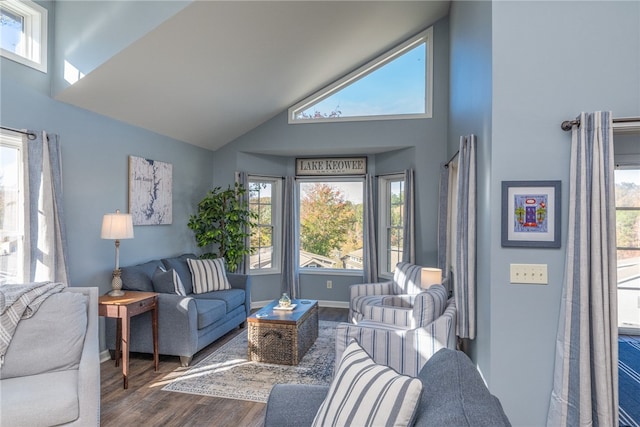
top-left (100, 307), bottom-right (348, 427)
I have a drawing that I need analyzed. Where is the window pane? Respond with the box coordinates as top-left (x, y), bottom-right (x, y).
top-left (616, 210), bottom-right (640, 248)
top-left (299, 181), bottom-right (363, 269)
top-left (617, 249), bottom-right (640, 330)
top-left (615, 169), bottom-right (640, 208)
top-left (249, 180), bottom-right (274, 270)
top-left (0, 8), bottom-right (24, 55)
top-left (0, 143), bottom-right (21, 284)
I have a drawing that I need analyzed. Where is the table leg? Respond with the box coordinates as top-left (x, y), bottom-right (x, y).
top-left (122, 308), bottom-right (130, 389)
top-left (115, 318), bottom-right (122, 368)
top-left (152, 302), bottom-right (159, 371)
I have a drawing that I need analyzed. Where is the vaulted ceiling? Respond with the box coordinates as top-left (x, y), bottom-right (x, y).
top-left (55, 1), bottom-right (450, 151)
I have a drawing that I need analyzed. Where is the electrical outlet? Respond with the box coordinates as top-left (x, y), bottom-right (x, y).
top-left (510, 264), bottom-right (548, 284)
top-left (326, 280), bottom-right (333, 289)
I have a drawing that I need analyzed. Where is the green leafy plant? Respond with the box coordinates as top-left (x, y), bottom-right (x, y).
top-left (187, 183), bottom-right (257, 272)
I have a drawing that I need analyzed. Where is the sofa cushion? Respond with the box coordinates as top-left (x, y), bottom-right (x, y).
top-left (192, 289), bottom-right (245, 313)
top-left (162, 253), bottom-right (197, 294)
top-left (121, 259), bottom-right (164, 292)
top-left (312, 340), bottom-right (423, 427)
top-left (152, 267), bottom-right (187, 296)
top-left (414, 348), bottom-right (511, 427)
top-left (187, 258), bottom-right (230, 293)
top-left (193, 298), bottom-right (227, 329)
top-left (0, 292), bottom-right (87, 380)
top-left (0, 369), bottom-right (80, 426)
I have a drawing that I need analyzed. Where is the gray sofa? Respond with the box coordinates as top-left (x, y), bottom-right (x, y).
top-left (0, 287), bottom-right (100, 426)
top-left (264, 347), bottom-right (511, 427)
top-left (105, 253), bottom-right (250, 366)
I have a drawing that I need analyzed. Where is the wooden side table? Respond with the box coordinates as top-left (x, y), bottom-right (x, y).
top-left (98, 291), bottom-right (159, 389)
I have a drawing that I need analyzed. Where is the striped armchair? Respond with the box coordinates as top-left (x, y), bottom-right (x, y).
top-left (335, 297), bottom-right (457, 377)
top-left (349, 262), bottom-right (424, 323)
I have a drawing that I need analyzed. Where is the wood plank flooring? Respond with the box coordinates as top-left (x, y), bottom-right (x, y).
top-left (100, 307), bottom-right (348, 427)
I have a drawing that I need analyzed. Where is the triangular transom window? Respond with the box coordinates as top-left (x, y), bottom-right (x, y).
top-left (289, 27), bottom-right (433, 124)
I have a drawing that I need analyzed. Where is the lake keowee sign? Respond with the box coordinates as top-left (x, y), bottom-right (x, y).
top-left (296, 157), bottom-right (367, 176)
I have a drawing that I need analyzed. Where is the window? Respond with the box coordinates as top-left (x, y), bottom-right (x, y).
top-left (378, 174), bottom-right (405, 277)
top-left (614, 167), bottom-right (640, 334)
top-left (299, 179), bottom-right (363, 271)
top-left (0, 132), bottom-right (24, 284)
top-left (249, 176), bottom-right (281, 274)
top-left (0, 0), bottom-right (47, 73)
top-left (289, 27), bottom-right (433, 124)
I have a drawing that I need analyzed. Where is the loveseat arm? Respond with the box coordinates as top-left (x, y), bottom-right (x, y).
top-left (105, 293), bottom-right (198, 359)
top-left (349, 280), bottom-right (394, 299)
top-left (228, 273), bottom-right (251, 317)
top-left (264, 384), bottom-right (328, 427)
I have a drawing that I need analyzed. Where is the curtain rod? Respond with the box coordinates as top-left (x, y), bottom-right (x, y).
top-left (0, 126), bottom-right (37, 140)
top-left (443, 150), bottom-right (459, 168)
top-left (560, 116), bottom-right (640, 131)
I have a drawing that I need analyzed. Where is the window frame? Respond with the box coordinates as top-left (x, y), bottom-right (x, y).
top-left (248, 175), bottom-right (282, 275)
top-left (378, 173), bottom-right (406, 279)
top-left (0, 131), bottom-right (25, 284)
top-left (288, 27), bottom-right (433, 124)
top-left (0, 0), bottom-right (48, 73)
top-left (297, 177), bottom-right (364, 276)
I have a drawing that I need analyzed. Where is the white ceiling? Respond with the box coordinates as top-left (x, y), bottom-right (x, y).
top-left (55, 1), bottom-right (450, 152)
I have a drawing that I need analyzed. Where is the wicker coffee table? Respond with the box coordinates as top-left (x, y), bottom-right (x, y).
top-left (247, 298), bottom-right (319, 365)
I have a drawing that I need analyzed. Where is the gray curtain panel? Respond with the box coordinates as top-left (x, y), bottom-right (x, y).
top-left (363, 174), bottom-right (378, 283)
top-left (437, 163), bottom-right (450, 292)
top-left (280, 177), bottom-right (300, 297)
top-left (24, 131), bottom-right (69, 284)
top-left (547, 112), bottom-right (618, 427)
top-left (234, 171), bottom-right (249, 274)
top-left (402, 169), bottom-right (415, 263)
top-left (454, 135), bottom-right (476, 340)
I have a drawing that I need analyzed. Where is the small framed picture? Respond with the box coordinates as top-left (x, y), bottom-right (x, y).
top-left (501, 180), bottom-right (561, 248)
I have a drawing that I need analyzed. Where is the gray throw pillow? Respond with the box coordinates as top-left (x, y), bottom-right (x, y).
top-left (152, 266), bottom-right (187, 296)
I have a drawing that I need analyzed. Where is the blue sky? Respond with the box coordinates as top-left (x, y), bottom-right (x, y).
top-left (301, 43), bottom-right (426, 118)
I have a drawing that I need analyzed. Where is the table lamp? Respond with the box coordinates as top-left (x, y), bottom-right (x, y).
top-left (420, 267), bottom-right (442, 289)
top-left (101, 209), bottom-right (134, 296)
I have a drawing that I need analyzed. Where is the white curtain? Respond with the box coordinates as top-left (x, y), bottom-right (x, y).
top-left (23, 131), bottom-right (69, 284)
top-left (547, 112), bottom-right (618, 427)
top-left (402, 169), bottom-right (415, 263)
top-left (453, 135), bottom-right (476, 340)
top-left (362, 174), bottom-right (378, 283)
top-left (280, 177), bottom-right (300, 297)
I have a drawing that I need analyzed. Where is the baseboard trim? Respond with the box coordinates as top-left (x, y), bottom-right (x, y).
top-left (251, 299), bottom-right (348, 309)
top-left (99, 349), bottom-right (112, 364)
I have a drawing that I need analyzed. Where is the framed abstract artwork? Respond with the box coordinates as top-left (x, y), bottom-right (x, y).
top-left (129, 156), bottom-right (172, 225)
top-left (501, 180), bottom-right (561, 248)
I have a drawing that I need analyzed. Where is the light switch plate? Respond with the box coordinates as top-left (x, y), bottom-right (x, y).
top-left (510, 264), bottom-right (548, 284)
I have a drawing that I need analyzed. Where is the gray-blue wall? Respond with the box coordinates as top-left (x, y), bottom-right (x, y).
top-left (448, 1), bottom-right (640, 425)
top-left (1, 1), bottom-right (214, 352)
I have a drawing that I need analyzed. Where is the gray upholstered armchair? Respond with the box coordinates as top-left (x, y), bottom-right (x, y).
top-left (349, 262), bottom-right (426, 323)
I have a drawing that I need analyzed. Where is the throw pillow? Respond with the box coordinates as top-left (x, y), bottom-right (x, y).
top-left (312, 340), bottom-right (423, 427)
top-left (187, 258), bottom-right (230, 294)
top-left (152, 266), bottom-right (187, 296)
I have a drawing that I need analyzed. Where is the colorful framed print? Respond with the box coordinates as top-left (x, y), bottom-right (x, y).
top-left (501, 180), bottom-right (561, 248)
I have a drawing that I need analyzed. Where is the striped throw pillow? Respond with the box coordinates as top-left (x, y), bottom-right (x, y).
top-left (187, 258), bottom-right (230, 294)
top-left (312, 340), bottom-right (423, 427)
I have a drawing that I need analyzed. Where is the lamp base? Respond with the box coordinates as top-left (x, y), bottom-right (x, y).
top-left (109, 268), bottom-right (125, 297)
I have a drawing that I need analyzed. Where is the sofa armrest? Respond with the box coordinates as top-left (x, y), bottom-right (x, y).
top-left (362, 304), bottom-right (413, 328)
top-left (227, 273), bottom-right (251, 317)
top-left (66, 287), bottom-right (100, 426)
top-left (264, 384), bottom-right (328, 427)
top-left (349, 281), bottom-right (393, 299)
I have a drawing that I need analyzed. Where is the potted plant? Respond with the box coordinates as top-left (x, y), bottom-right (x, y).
top-left (188, 183), bottom-right (257, 272)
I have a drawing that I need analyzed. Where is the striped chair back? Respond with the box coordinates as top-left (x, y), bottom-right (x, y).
top-left (392, 262), bottom-right (423, 295)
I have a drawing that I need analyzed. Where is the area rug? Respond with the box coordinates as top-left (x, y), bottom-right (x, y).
top-left (619, 335), bottom-right (640, 427)
top-left (162, 320), bottom-right (338, 403)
